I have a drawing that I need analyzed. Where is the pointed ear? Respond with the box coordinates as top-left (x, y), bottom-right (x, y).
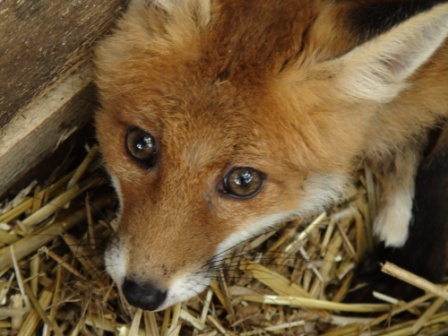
top-left (328, 3), bottom-right (448, 103)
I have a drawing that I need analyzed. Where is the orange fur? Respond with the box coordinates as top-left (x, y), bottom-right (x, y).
top-left (95, 0), bottom-right (448, 310)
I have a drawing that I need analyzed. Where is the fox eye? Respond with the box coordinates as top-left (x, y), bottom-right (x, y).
top-left (126, 127), bottom-right (157, 167)
top-left (222, 167), bottom-right (265, 199)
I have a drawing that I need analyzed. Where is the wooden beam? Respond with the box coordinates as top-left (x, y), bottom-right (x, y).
top-left (0, 0), bottom-right (129, 127)
top-left (0, 65), bottom-right (95, 195)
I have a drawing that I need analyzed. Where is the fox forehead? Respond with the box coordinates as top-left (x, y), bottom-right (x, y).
top-left (94, 1), bottom-right (352, 122)
top-left (96, 0), bottom-right (316, 86)
top-left (94, 0), bottom-right (359, 172)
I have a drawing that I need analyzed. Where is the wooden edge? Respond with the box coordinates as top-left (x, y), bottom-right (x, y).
top-left (0, 64), bottom-right (95, 196)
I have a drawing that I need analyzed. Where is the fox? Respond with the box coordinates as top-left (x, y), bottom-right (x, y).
top-left (94, 0), bottom-right (448, 311)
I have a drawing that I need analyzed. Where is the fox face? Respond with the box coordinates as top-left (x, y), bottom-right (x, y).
top-left (95, 0), bottom-right (448, 311)
top-left (96, 64), bottom-right (355, 310)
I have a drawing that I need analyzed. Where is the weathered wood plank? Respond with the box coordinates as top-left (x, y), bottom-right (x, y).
top-left (0, 0), bottom-right (130, 196)
top-left (0, 0), bottom-right (129, 127)
top-left (0, 65), bottom-right (95, 195)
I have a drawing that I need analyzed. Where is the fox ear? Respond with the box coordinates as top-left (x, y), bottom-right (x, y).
top-left (328, 3), bottom-right (448, 103)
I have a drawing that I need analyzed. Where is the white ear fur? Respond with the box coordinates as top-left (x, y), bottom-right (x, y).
top-left (334, 3), bottom-right (448, 103)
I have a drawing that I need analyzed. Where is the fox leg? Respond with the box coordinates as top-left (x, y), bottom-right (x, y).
top-left (369, 145), bottom-right (423, 247)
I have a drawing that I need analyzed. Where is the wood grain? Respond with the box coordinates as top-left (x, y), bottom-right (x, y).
top-left (0, 0), bottom-right (129, 195)
top-left (0, 65), bottom-right (94, 195)
top-left (0, 0), bottom-right (128, 127)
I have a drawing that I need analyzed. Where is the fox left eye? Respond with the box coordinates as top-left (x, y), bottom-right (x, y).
top-left (126, 127), bottom-right (158, 168)
top-left (221, 167), bottom-right (265, 199)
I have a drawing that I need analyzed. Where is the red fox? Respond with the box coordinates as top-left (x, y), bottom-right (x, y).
top-left (95, 0), bottom-right (448, 311)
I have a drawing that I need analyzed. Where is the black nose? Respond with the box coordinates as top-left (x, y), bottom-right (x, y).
top-left (122, 278), bottom-right (167, 311)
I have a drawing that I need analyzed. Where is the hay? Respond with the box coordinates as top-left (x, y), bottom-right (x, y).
top-left (0, 146), bottom-right (447, 335)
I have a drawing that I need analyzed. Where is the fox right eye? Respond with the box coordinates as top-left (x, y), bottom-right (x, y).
top-left (126, 127), bottom-right (158, 168)
top-left (221, 167), bottom-right (265, 199)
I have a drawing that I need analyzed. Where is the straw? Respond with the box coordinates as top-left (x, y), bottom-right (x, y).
top-left (0, 145), bottom-right (446, 335)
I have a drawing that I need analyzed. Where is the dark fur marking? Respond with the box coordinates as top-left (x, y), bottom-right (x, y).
top-left (348, 0), bottom-right (448, 42)
top-left (216, 68), bottom-right (230, 83)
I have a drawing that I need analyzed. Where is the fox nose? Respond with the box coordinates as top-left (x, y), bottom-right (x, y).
top-left (122, 278), bottom-right (167, 311)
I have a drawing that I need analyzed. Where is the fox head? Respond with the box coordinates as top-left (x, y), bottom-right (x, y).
top-left (95, 0), bottom-right (448, 311)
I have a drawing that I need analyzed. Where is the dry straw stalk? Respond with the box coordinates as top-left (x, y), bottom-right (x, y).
top-left (0, 147), bottom-right (446, 335)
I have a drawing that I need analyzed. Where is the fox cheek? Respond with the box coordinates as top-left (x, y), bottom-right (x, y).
top-left (104, 234), bottom-right (128, 287)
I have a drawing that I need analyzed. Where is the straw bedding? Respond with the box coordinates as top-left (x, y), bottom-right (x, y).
top-left (0, 146), bottom-right (447, 335)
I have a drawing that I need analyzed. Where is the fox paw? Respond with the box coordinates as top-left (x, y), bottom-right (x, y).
top-left (373, 193), bottom-right (413, 248)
